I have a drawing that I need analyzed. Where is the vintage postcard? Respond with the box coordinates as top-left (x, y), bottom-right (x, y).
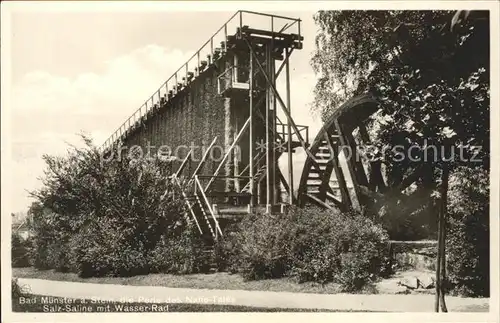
top-left (1, 1), bottom-right (499, 322)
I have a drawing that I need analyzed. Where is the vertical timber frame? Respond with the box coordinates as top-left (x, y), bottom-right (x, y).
top-left (242, 30), bottom-right (307, 212)
top-left (238, 17), bottom-right (303, 212)
top-left (285, 48), bottom-right (294, 205)
top-left (248, 42), bottom-right (254, 207)
top-left (265, 38), bottom-right (277, 209)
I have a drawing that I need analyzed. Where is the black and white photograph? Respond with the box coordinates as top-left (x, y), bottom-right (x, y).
top-left (1, 1), bottom-right (498, 321)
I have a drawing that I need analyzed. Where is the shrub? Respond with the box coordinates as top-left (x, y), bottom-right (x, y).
top-left (148, 224), bottom-right (206, 274)
top-left (290, 208), bottom-right (389, 290)
top-left (226, 211), bottom-right (296, 280)
top-left (11, 232), bottom-right (32, 268)
top-left (227, 206), bottom-right (389, 291)
top-left (446, 166), bottom-right (489, 297)
top-left (28, 136), bottom-right (197, 277)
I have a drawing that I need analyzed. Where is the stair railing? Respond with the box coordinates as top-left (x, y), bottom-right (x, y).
top-left (195, 175), bottom-right (223, 239)
top-left (174, 176), bottom-right (203, 234)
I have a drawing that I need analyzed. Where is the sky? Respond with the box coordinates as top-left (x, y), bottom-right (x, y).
top-left (5, 7), bottom-right (324, 213)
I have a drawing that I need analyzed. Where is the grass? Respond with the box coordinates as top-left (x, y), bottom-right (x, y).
top-left (12, 294), bottom-right (341, 312)
top-left (13, 267), bottom-right (346, 294)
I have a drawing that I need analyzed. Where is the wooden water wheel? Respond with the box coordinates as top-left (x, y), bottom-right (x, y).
top-left (298, 93), bottom-right (431, 219)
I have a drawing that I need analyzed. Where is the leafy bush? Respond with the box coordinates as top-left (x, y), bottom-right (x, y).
top-left (226, 207), bottom-right (389, 291)
top-left (148, 224), bottom-right (206, 275)
top-left (290, 208), bottom-right (389, 290)
top-left (226, 211), bottom-right (295, 280)
top-left (446, 166), bottom-right (489, 297)
top-left (28, 136), bottom-right (199, 277)
top-left (11, 232), bottom-right (32, 268)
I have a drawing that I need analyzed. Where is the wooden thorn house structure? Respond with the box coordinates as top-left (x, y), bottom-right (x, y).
top-left (102, 11), bottom-right (428, 246)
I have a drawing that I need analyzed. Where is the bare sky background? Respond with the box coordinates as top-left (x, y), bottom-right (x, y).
top-left (7, 9), bottom-right (322, 212)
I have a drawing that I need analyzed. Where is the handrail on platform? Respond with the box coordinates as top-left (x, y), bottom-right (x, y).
top-left (102, 10), bottom-right (302, 151)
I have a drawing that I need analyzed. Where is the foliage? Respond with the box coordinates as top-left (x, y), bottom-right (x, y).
top-left (28, 135), bottom-right (199, 277)
top-left (12, 278), bottom-right (29, 300)
top-left (226, 207), bottom-right (389, 291)
top-left (148, 224), bottom-right (207, 275)
top-left (312, 11), bottom-right (489, 150)
top-left (312, 10), bottom-right (489, 206)
top-left (446, 166), bottom-right (489, 297)
top-left (11, 232), bottom-right (32, 268)
top-left (227, 211), bottom-right (295, 280)
top-left (312, 12), bottom-right (490, 288)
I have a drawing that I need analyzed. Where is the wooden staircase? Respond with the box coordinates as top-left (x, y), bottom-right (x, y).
top-left (302, 128), bottom-right (342, 207)
top-left (305, 141), bottom-right (333, 197)
top-left (185, 193), bottom-right (220, 272)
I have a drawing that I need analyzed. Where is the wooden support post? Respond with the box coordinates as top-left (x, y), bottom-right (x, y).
top-left (265, 43), bottom-right (273, 208)
top-left (249, 46), bottom-right (254, 206)
top-left (285, 49), bottom-right (294, 205)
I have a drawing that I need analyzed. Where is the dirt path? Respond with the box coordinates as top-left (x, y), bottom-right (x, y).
top-left (16, 278), bottom-right (489, 312)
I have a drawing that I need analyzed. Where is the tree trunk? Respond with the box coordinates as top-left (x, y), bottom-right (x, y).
top-left (434, 204), bottom-right (442, 312)
top-left (439, 164), bottom-right (449, 312)
top-left (434, 164), bottom-right (450, 312)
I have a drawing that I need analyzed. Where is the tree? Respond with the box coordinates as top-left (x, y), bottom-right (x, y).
top-left (29, 135), bottom-right (188, 276)
top-left (312, 10), bottom-right (489, 310)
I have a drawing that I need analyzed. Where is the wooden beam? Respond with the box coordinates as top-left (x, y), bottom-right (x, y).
top-left (277, 168), bottom-right (293, 203)
top-left (275, 48), bottom-right (294, 80)
top-left (324, 128), bottom-right (352, 208)
top-left (326, 191), bottom-right (345, 209)
top-left (343, 126), bottom-right (369, 188)
top-left (205, 117), bottom-right (250, 192)
top-left (191, 136), bottom-right (218, 177)
top-left (175, 149), bottom-right (193, 178)
top-left (334, 119), bottom-right (364, 209)
top-left (306, 193), bottom-right (336, 211)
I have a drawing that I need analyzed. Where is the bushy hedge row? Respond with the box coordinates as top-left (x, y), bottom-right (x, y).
top-left (223, 206), bottom-right (390, 291)
top-left (29, 136), bottom-right (207, 277)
